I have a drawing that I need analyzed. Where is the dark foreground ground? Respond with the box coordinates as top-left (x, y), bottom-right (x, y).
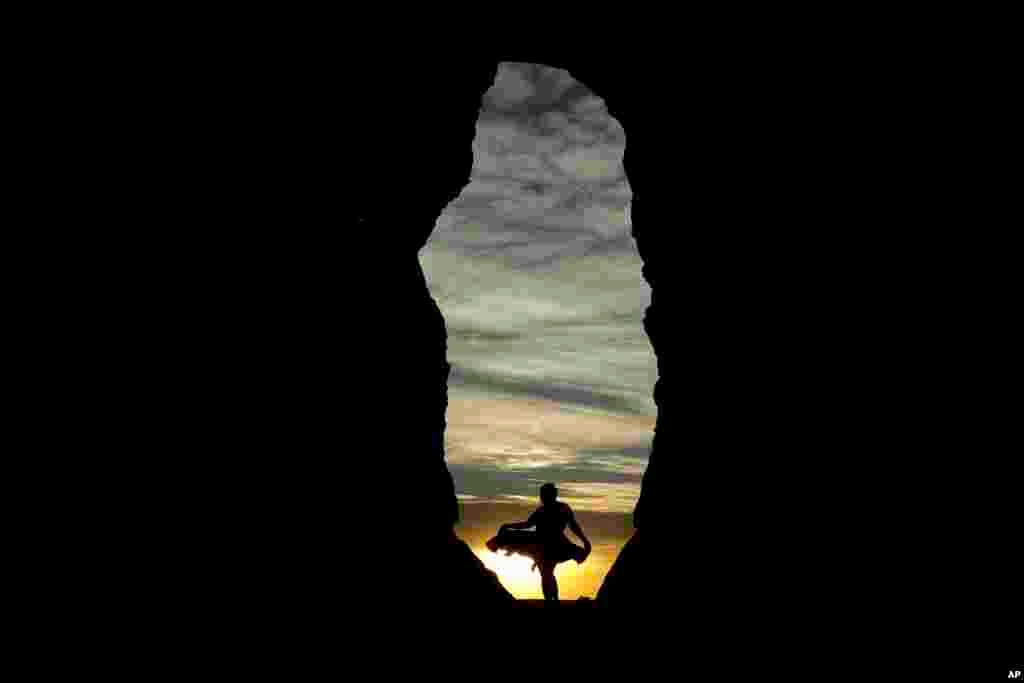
top-left (514, 599), bottom-right (595, 609)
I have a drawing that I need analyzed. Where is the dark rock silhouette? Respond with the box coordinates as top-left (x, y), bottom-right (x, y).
top-left (72, 9), bottom-right (515, 634)
top-left (58, 5), bottom-right (1019, 655)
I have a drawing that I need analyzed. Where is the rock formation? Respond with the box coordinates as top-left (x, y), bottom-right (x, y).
top-left (66, 6), bottom-right (1018, 653)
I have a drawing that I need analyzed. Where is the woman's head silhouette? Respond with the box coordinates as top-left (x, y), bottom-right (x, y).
top-left (540, 483), bottom-right (558, 504)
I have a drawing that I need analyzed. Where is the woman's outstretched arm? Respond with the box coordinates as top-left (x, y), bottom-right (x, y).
top-left (500, 510), bottom-right (537, 532)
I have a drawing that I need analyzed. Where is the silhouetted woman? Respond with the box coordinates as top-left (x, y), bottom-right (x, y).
top-left (486, 483), bottom-right (592, 603)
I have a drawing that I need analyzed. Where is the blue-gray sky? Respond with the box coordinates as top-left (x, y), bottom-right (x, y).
top-left (419, 62), bottom-right (656, 520)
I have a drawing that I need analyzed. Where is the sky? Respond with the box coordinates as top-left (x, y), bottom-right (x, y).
top-left (419, 62), bottom-right (656, 599)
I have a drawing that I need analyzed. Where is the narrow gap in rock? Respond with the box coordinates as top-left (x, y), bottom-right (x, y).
top-left (419, 62), bottom-right (656, 602)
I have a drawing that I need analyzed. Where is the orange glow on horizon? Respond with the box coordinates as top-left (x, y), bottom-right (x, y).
top-left (473, 544), bottom-right (615, 600)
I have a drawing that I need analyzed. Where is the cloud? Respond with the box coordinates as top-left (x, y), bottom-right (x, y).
top-left (444, 397), bottom-right (654, 457)
top-left (447, 366), bottom-right (648, 417)
top-left (443, 396), bottom-right (651, 514)
top-left (420, 62), bottom-right (655, 516)
top-left (554, 482), bottom-right (642, 514)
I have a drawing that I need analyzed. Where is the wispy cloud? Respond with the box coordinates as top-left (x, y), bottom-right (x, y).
top-left (420, 62), bottom-right (655, 517)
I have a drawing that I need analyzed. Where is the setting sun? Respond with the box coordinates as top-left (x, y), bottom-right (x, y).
top-left (474, 544), bottom-right (614, 600)
top-left (481, 548), bottom-right (539, 595)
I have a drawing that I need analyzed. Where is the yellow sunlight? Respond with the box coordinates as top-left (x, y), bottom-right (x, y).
top-left (474, 545), bottom-right (614, 600)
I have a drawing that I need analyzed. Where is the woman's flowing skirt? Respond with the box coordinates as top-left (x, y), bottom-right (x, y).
top-left (485, 529), bottom-right (588, 567)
